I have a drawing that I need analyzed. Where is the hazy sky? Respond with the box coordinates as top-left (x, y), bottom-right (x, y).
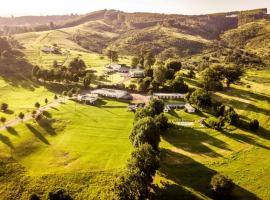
top-left (0, 0), bottom-right (269, 16)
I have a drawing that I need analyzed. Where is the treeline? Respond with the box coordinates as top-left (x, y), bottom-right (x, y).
top-left (113, 99), bottom-right (169, 199)
top-left (32, 58), bottom-right (95, 89)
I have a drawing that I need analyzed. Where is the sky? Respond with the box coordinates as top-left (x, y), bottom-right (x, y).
top-left (0, 0), bottom-right (269, 16)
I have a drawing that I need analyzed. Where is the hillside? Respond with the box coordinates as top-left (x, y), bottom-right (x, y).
top-left (222, 19), bottom-right (270, 64)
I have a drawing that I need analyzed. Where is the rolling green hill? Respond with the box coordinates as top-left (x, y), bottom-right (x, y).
top-left (222, 19), bottom-right (270, 64)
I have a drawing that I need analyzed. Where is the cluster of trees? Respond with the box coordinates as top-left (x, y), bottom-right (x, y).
top-left (114, 99), bottom-right (169, 199)
top-left (32, 58), bottom-right (95, 88)
top-left (134, 55), bottom-right (188, 93)
top-left (201, 64), bottom-right (244, 91)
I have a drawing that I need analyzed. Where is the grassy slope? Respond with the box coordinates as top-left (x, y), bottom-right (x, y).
top-left (222, 19), bottom-right (270, 64)
top-left (156, 70), bottom-right (270, 200)
top-left (0, 99), bottom-right (134, 199)
top-left (0, 78), bottom-right (55, 121)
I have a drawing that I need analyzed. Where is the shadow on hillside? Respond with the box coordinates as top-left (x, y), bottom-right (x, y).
top-left (2, 109), bottom-right (14, 115)
top-left (222, 87), bottom-right (270, 103)
top-left (6, 126), bottom-right (19, 137)
top-left (237, 118), bottom-right (270, 140)
top-left (25, 123), bottom-right (50, 145)
top-left (220, 129), bottom-right (270, 151)
top-left (168, 110), bottom-right (181, 119)
top-left (41, 81), bottom-right (71, 94)
top-left (162, 127), bottom-right (231, 158)
top-left (158, 149), bottom-right (261, 200)
top-left (37, 118), bottom-right (57, 136)
top-left (0, 134), bottom-right (14, 149)
top-left (42, 111), bottom-right (52, 118)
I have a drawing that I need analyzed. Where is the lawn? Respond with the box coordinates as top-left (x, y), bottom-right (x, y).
top-left (155, 70), bottom-right (270, 200)
top-left (0, 78), bottom-right (55, 121)
top-left (0, 99), bottom-right (134, 199)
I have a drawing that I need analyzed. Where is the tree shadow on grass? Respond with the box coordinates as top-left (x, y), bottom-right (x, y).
top-left (6, 126), bottom-right (19, 136)
top-left (237, 119), bottom-right (270, 140)
top-left (158, 149), bottom-right (261, 200)
top-left (168, 110), bottom-right (181, 119)
top-left (213, 93), bottom-right (270, 117)
top-left (162, 127), bottom-right (231, 158)
top-left (25, 123), bottom-right (50, 145)
top-left (220, 129), bottom-right (270, 151)
top-left (37, 118), bottom-right (57, 136)
top-left (0, 134), bottom-right (14, 149)
top-left (42, 111), bottom-right (52, 118)
top-left (221, 87), bottom-right (270, 103)
top-left (2, 109), bottom-right (14, 115)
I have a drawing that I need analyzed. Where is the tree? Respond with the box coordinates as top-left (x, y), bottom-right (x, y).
top-left (130, 117), bottom-right (160, 150)
top-left (225, 107), bottom-right (239, 126)
top-left (1, 103), bottom-right (8, 112)
top-left (0, 117), bottom-right (6, 127)
top-left (138, 77), bottom-right (151, 92)
top-left (211, 174), bottom-right (234, 198)
top-left (106, 50), bottom-right (119, 64)
top-left (134, 108), bottom-right (151, 122)
top-left (32, 65), bottom-right (40, 78)
top-left (223, 64), bottom-right (244, 88)
top-left (45, 98), bottom-right (48, 104)
top-left (127, 144), bottom-right (160, 177)
top-left (154, 114), bottom-right (169, 133)
top-left (167, 76), bottom-right (189, 93)
top-left (29, 194), bottom-right (40, 200)
top-left (47, 189), bottom-right (73, 200)
top-left (35, 102), bottom-right (41, 109)
top-left (200, 65), bottom-right (224, 91)
top-left (189, 89), bottom-right (212, 109)
top-left (114, 167), bottom-right (149, 200)
top-left (114, 144), bottom-right (160, 200)
top-left (131, 57), bottom-right (139, 68)
top-left (68, 57), bottom-right (86, 73)
top-left (148, 99), bottom-right (164, 116)
top-left (144, 51), bottom-right (155, 68)
top-left (18, 112), bottom-right (25, 122)
top-left (153, 65), bottom-right (167, 85)
top-left (128, 83), bottom-right (137, 90)
top-left (165, 59), bottom-right (182, 72)
top-left (249, 119), bottom-right (259, 131)
top-left (83, 73), bottom-right (94, 89)
top-left (62, 91), bottom-right (67, 103)
top-left (53, 60), bottom-right (58, 68)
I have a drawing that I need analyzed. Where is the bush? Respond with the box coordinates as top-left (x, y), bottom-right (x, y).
top-left (47, 189), bottom-right (73, 200)
top-left (211, 174), bottom-right (234, 198)
top-left (1, 103), bottom-right (8, 112)
top-left (249, 119), bottom-right (259, 131)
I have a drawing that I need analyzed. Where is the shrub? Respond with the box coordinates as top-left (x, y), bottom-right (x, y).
top-left (211, 174), bottom-right (234, 198)
top-left (1, 103), bottom-right (8, 112)
top-left (249, 119), bottom-right (259, 131)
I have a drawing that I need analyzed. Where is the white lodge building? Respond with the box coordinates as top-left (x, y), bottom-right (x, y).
top-left (153, 93), bottom-right (185, 100)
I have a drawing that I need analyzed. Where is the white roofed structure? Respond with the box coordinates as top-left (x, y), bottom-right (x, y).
top-left (91, 88), bottom-right (132, 100)
top-left (153, 93), bottom-right (185, 100)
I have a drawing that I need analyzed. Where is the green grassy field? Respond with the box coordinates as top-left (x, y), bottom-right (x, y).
top-left (0, 78), bottom-right (55, 121)
top-left (0, 99), bottom-right (134, 199)
top-left (155, 70), bottom-right (270, 200)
